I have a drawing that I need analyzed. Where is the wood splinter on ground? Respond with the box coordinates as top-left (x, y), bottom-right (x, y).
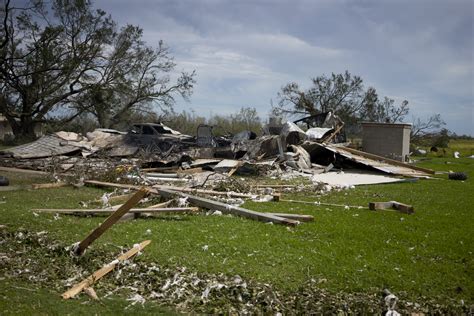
top-left (369, 201), bottom-right (414, 214)
top-left (62, 240), bottom-right (151, 299)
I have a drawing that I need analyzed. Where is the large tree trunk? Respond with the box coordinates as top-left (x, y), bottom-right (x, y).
top-left (8, 116), bottom-right (39, 143)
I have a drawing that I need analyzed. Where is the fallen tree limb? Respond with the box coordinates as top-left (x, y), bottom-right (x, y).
top-left (62, 240), bottom-right (151, 299)
top-left (74, 188), bottom-right (148, 255)
top-left (157, 188), bottom-right (298, 226)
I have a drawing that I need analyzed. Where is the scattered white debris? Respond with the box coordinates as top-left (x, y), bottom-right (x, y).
top-left (344, 205), bottom-right (350, 210)
top-left (202, 245), bottom-right (209, 251)
top-left (101, 192), bottom-right (112, 207)
top-left (454, 151), bottom-right (460, 158)
top-left (212, 210), bottom-right (223, 216)
top-left (252, 195), bottom-right (274, 202)
top-left (385, 292), bottom-right (400, 316)
top-left (126, 293), bottom-right (146, 307)
top-left (145, 229), bottom-right (152, 235)
top-left (178, 196), bottom-right (189, 207)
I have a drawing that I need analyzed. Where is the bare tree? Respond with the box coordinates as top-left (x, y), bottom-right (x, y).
top-left (411, 114), bottom-right (446, 141)
top-left (274, 70), bottom-right (409, 124)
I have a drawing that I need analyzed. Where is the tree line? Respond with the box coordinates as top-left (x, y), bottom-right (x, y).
top-left (1, 0), bottom-right (446, 142)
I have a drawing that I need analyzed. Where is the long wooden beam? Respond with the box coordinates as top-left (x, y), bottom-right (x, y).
top-left (74, 188), bottom-right (148, 255)
top-left (267, 212), bottom-right (314, 222)
top-left (153, 185), bottom-right (254, 198)
top-left (84, 180), bottom-right (140, 190)
top-left (0, 166), bottom-right (48, 175)
top-left (157, 188), bottom-right (298, 226)
top-left (33, 207), bottom-right (199, 215)
top-left (62, 240), bottom-right (151, 299)
top-left (84, 180), bottom-right (253, 199)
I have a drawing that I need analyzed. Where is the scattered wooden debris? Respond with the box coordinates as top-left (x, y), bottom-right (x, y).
top-left (74, 188), bottom-right (148, 255)
top-left (157, 188), bottom-right (298, 226)
top-left (369, 201), bottom-right (414, 214)
top-left (84, 180), bottom-right (254, 199)
top-left (62, 240), bottom-right (151, 299)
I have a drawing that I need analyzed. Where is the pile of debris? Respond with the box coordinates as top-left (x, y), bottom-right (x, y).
top-left (0, 114), bottom-right (433, 181)
top-left (0, 115), bottom-right (440, 313)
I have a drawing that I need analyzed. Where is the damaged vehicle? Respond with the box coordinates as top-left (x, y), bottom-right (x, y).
top-left (127, 123), bottom-right (195, 152)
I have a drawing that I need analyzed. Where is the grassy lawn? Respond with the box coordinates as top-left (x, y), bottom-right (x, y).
top-left (1, 143), bottom-right (473, 313)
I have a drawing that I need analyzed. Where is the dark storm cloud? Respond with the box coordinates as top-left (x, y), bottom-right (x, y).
top-left (90, 0), bottom-right (473, 134)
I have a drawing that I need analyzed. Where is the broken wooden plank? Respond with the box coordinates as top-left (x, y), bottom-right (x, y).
top-left (62, 240), bottom-right (151, 299)
top-left (145, 172), bottom-right (179, 178)
top-left (157, 188), bottom-right (298, 226)
top-left (84, 180), bottom-right (140, 190)
top-left (33, 207), bottom-right (199, 215)
top-left (0, 166), bottom-right (48, 175)
top-left (369, 201), bottom-right (414, 214)
top-left (146, 200), bottom-right (173, 208)
top-left (74, 188), bottom-right (148, 255)
top-left (31, 182), bottom-right (68, 190)
top-left (84, 179), bottom-right (253, 199)
top-left (141, 166), bottom-right (179, 172)
top-left (321, 122), bottom-right (345, 144)
top-left (267, 212), bottom-right (314, 222)
top-left (93, 193), bottom-right (135, 204)
top-left (177, 167), bottom-right (203, 175)
top-left (152, 185), bottom-right (254, 199)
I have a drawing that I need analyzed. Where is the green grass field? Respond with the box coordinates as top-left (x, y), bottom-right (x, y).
top-left (1, 141), bottom-right (473, 314)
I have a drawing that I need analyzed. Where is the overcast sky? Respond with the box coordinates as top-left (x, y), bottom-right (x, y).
top-left (95, 0), bottom-right (473, 135)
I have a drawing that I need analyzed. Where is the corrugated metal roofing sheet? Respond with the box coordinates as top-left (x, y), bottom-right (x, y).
top-left (325, 145), bottom-right (432, 177)
top-left (3, 135), bottom-right (80, 159)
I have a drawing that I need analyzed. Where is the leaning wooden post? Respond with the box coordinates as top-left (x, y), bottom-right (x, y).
top-left (74, 188), bottom-right (148, 256)
top-left (62, 240), bottom-right (151, 299)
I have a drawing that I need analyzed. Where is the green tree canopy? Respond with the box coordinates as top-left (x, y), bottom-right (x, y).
top-left (0, 0), bottom-right (195, 139)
